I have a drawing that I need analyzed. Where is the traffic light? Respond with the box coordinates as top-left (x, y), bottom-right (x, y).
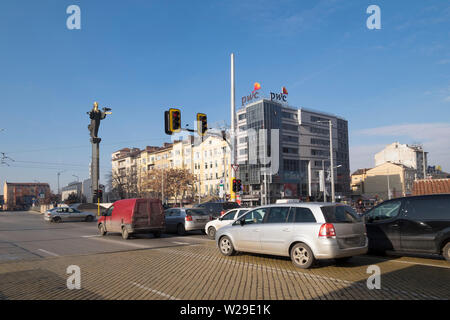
top-left (236, 179), bottom-right (242, 192)
top-left (197, 113), bottom-right (207, 136)
top-left (169, 108), bottom-right (181, 133)
top-left (232, 179), bottom-right (237, 192)
top-left (93, 189), bottom-right (98, 198)
top-left (164, 111), bottom-right (172, 135)
top-left (97, 189), bottom-right (103, 199)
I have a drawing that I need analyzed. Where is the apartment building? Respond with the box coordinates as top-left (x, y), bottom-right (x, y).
top-left (3, 182), bottom-right (51, 210)
top-left (375, 142), bottom-right (428, 179)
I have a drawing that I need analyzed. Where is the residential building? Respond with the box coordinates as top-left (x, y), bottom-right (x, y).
top-left (375, 142), bottom-right (428, 179)
top-left (3, 182), bottom-right (51, 210)
top-left (363, 162), bottom-right (415, 201)
top-left (236, 98), bottom-right (350, 206)
top-left (61, 181), bottom-right (82, 201)
top-left (350, 168), bottom-right (371, 196)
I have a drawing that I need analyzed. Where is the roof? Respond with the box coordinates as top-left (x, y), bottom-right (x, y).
top-left (412, 179), bottom-right (450, 196)
top-left (351, 168), bottom-right (372, 176)
top-left (4, 182), bottom-right (50, 187)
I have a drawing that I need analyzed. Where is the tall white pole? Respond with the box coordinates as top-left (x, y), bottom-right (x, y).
top-left (329, 120), bottom-right (335, 203)
top-left (422, 149), bottom-right (426, 179)
top-left (231, 53), bottom-right (236, 165)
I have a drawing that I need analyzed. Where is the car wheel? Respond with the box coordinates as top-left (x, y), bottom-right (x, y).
top-left (335, 257), bottom-right (352, 264)
top-left (207, 226), bottom-right (216, 239)
top-left (219, 236), bottom-right (236, 256)
top-left (443, 242), bottom-right (450, 262)
top-left (121, 227), bottom-right (129, 240)
top-left (153, 231), bottom-right (161, 238)
top-left (52, 216), bottom-right (62, 223)
top-left (177, 224), bottom-right (186, 236)
top-left (98, 224), bottom-right (106, 236)
top-left (290, 243), bottom-right (315, 269)
top-left (85, 215), bottom-right (94, 222)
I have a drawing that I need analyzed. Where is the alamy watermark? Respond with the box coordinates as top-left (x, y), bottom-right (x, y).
top-left (366, 5), bottom-right (381, 30)
top-left (66, 265), bottom-right (81, 290)
top-left (366, 265), bottom-right (381, 290)
top-left (66, 5), bottom-right (81, 30)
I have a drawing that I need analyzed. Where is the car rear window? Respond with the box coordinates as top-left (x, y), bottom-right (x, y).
top-left (186, 209), bottom-right (208, 216)
top-left (321, 205), bottom-right (361, 223)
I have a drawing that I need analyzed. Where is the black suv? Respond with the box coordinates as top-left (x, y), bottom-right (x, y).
top-left (364, 194), bottom-right (450, 261)
top-left (193, 202), bottom-right (241, 218)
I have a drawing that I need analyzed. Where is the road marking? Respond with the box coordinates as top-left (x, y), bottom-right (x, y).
top-left (37, 249), bottom-right (59, 257)
top-left (172, 241), bottom-right (190, 245)
top-left (131, 282), bottom-right (179, 300)
top-left (81, 235), bottom-right (100, 238)
top-left (88, 237), bottom-right (149, 248)
top-left (358, 255), bottom-right (450, 269)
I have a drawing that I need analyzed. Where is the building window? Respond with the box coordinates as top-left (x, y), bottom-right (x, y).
top-left (311, 138), bottom-right (330, 146)
top-left (282, 147), bottom-right (298, 154)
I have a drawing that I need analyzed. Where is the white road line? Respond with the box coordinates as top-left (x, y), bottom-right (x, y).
top-left (172, 241), bottom-right (190, 245)
top-left (88, 237), bottom-right (149, 248)
top-left (359, 255), bottom-right (450, 269)
top-left (81, 235), bottom-right (100, 238)
top-left (37, 249), bottom-right (59, 257)
top-left (131, 282), bottom-right (179, 300)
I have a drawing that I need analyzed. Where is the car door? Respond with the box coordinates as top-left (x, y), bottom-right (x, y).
top-left (171, 209), bottom-right (183, 232)
top-left (104, 205), bottom-right (114, 231)
top-left (164, 209), bottom-right (174, 232)
top-left (68, 208), bottom-right (83, 221)
top-left (400, 196), bottom-right (450, 253)
top-left (232, 208), bottom-right (268, 252)
top-left (259, 207), bottom-right (291, 255)
top-left (365, 199), bottom-right (404, 251)
top-left (218, 210), bottom-right (237, 229)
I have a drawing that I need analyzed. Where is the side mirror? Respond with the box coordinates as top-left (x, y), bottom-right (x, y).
top-left (240, 219), bottom-right (245, 226)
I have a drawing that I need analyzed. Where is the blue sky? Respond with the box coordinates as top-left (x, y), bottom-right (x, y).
top-left (0, 0), bottom-right (449, 193)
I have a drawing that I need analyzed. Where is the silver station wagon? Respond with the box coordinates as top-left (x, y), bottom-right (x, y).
top-left (216, 203), bottom-right (368, 269)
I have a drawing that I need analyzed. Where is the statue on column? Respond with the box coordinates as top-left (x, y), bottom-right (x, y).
top-left (87, 102), bottom-right (111, 143)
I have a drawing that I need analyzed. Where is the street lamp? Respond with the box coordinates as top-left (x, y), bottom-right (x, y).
top-left (315, 120), bottom-right (336, 202)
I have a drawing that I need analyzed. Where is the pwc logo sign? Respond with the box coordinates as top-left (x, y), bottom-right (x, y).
top-left (270, 86), bottom-right (288, 104)
top-left (241, 82), bottom-right (261, 106)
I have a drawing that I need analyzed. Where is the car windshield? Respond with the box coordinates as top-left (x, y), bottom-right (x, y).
top-left (321, 205), bottom-right (361, 223)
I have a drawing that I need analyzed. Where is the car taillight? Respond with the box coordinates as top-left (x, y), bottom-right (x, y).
top-left (319, 223), bottom-right (336, 238)
top-left (185, 215), bottom-right (193, 221)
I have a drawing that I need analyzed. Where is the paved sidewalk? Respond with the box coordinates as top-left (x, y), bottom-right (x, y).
top-left (0, 241), bottom-right (449, 300)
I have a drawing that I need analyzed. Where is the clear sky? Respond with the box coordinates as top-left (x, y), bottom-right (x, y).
top-left (0, 0), bottom-right (449, 193)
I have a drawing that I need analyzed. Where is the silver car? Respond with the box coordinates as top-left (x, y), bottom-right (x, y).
top-left (164, 208), bottom-right (212, 235)
top-left (44, 207), bottom-right (96, 223)
top-left (216, 203), bottom-right (368, 269)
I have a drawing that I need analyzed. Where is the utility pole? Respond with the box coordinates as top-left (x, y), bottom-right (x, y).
top-left (322, 160), bottom-right (326, 202)
top-left (87, 102), bottom-right (111, 203)
top-left (57, 171), bottom-right (65, 195)
top-left (422, 148), bottom-right (426, 179)
top-left (329, 120), bottom-right (335, 203)
top-left (230, 53), bottom-right (238, 203)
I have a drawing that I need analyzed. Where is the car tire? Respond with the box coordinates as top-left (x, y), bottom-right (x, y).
top-left (219, 236), bottom-right (236, 256)
top-left (177, 224), bottom-right (186, 236)
top-left (335, 257), bottom-right (352, 264)
top-left (207, 226), bottom-right (216, 240)
top-left (98, 223), bottom-right (106, 236)
top-left (85, 215), bottom-right (94, 222)
top-left (290, 243), bottom-right (315, 269)
top-left (121, 227), bottom-right (129, 240)
top-left (442, 242), bottom-right (450, 262)
top-left (52, 216), bottom-right (62, 223)
top-left (153, 231), bottom-right (161, 238)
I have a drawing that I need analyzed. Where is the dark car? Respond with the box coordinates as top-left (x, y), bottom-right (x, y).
top-left (193, 202), bottom-right (241, 218)
top-left (363, 194), bottom-right (450, 261)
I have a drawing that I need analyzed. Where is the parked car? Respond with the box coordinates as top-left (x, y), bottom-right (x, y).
top-left (164, 208), bottom-right (212, 235)
top-left (205, 208), bottom-right (249, 239)
top-left (363, 194), bottom-right (450, 261)
top-left (44, 207), bottom-right (95, 223)
top-left (97, 198), bottom-right (165, 240)
top-left (216, 203), bottom-right (368, 269)
top-left (193, 201), bottom-right (241, 218)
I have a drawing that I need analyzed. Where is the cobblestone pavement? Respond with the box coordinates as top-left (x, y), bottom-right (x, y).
top-left (1, 239), bottom-right (449, 300)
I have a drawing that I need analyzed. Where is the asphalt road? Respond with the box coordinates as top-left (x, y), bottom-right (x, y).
top-left (0, 211), bottom-right (449, 300)
top-left (0, 211), bottom-right (211, 262)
